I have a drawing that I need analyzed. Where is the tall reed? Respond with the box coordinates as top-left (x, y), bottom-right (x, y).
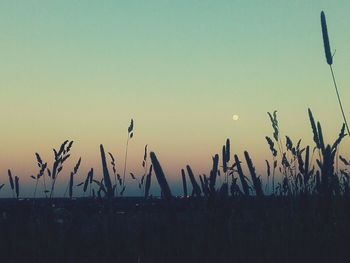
top-left (14, 176), bottom-right (19, 199)
top-left (234, 155), bottom-right (250, 196)
top-left (49, 140), bottom-right (73, 198)
top-left (108, 152), bottom-right (118, 196)
top-left (244, 151), bottom-right (264, 197)
top-left (67, 157), bottom-right (81, 199)
top-left (32, 153), bottom-right (47, 198)
top-left (321, 11), bottom-right (350, 136)
top-left (100, 144), bottom-right (114, 199)
top-left (181, 169), bottom-right (187, 197)
top-left (144, 164), bottom-right (152, 199)
top-left (83, 168), bottom-right (93, 197)
top-left (150, 152), bottom-right (172, 200)
top-left (122, 119), bottom-right (134, 189)
top-left (186, 165), bottom-right (201, 197)
top-left (209, 154), bottom-right (219, 195)
top-left (7, 169), bottom-right (14, 198)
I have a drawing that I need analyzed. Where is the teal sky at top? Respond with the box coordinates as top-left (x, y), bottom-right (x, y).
top-left (0, 1), bottom-right (350, 194)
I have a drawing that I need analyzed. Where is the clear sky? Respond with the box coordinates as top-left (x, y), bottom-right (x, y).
top-left (0, 1), bottom-right (350, 196)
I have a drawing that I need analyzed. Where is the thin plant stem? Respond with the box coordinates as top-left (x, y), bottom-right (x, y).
top-left (43, 173), bottom-right (47, 198)
top-left (330, 65), bottom-right (350, 136)
top-left (122, 137), bottom-right (129, 188)
top-left (34, 179), bottom-right (38, 198)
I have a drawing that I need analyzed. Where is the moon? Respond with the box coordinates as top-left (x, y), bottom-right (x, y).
top-left (232, 114), bottom-right (239, 121)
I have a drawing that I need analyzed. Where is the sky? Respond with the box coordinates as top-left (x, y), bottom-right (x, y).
top-left (0, 0), bottom-right (350, 196)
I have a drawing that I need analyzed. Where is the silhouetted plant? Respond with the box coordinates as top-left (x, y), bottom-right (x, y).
top-left (221, 139), bottom-right (232, 196)
top-left (140, 144), bottom-right (148, 194)
top-left (150, 152), bottom-right (172, 200)
top-left (209, 154), bottom-right (219, 196)
top-left (265, 136), bottom-right (278, 194)
top-left (234, 155), bottom-right (250, 196)
top-left (31, 153), bottom-right (47, 198)
top-left (321, 11), bottom-right (350, 136)
top-left (108, 152), bottom-right (118, 196)
top-left (230, 176), bottom-right (242, 197)
top-left (244, 151), bottom-right (264, 197)
top-left (100, 144), bottom-right (114, 199)
top-left (14, 176), bottom-right (19, 199)
top-left (84, 168), bottom-right (93, 196)
top-left (34, 153), bottom-right (49, 197)
top-left (181, 169), bottom-right (187, 197)
top-left (203, 174), bottom-right (209, 193)
top-left (222, 139), bottom-right (230, 184)
top-left (63, 157), bottom-right (81, 199)
top-left (308, 108), bottom-right (346, 198)
top-left (186, 165), bottom-right (201, 197)
top-left (49, 140), bottom-right (74, 198)
top-left (93, 178), bottom-right (107, 198)
top-left (144, 164), bottom-right (153, 199)
top-left (7, 169), bottom-right (14, 198)
top-left (318, 145), bottom-right (335, 198)
top-left (129, 145), bottom-right (149, 196)
top-left (222, 145), bottom-right (227, 174)
top-left (297, 145), bottom-right (313, 194)
top-left (2, 107), bottom-right (350, 201)
top-left (199, 175), bottom-right (209, 197)
top-left (129, 172), bottom-right (144, 195)
top-left (122, 119), bottom-right (134, 190)
top-left (265, 160), bottom-right (270, 192)
top-left (268, 110), bottom-right (284, 155)
top-left (77, 168), bottom-right (94, 197)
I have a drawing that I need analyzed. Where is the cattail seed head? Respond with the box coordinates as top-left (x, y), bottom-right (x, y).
top-left (321, 11), bottom-right (333, 65)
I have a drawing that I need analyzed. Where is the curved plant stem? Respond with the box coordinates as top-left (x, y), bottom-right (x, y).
top-left (330, 65), bottom-right (350, 136)
top-left (122, 137), bottom-right (129, 188)
top-left (34, 179), bottom-right (38, 198)
top-left (43, 173), bottom-right (47, 198)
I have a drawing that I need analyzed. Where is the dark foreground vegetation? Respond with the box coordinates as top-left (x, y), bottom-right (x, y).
top-left (1, 108), bottom-right (350, 263)
top-left (1, 196), bottom-right (350, 263)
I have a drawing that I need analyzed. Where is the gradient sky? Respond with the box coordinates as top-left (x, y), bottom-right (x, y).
top-left (0, 0), bottom-right (350, 196)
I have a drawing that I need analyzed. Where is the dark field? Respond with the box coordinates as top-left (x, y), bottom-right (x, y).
top-left (1, 197), bottom-right (350, 263)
